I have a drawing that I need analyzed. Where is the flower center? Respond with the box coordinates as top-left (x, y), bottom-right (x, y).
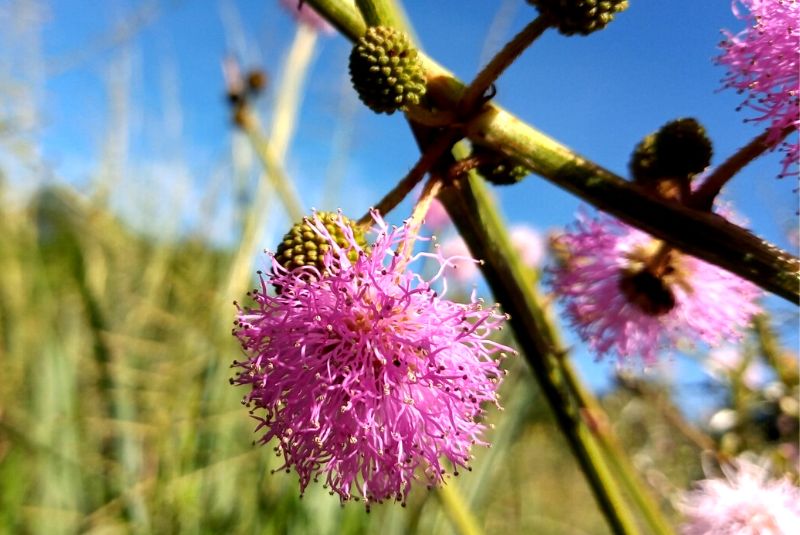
top-left (618, 269), bottom-right (676, 316)
top-left (618, 241), bottom-right (691, 316)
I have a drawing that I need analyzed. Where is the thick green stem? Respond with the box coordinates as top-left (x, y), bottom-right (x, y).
top-left (559, 360), bottom-right (675, 535)
top-left (305, 0), bottom-right (800, 304)
top-left (355, 0), bottom-right (403, 29)
top-left (437, 167), bottom-right (640, 535)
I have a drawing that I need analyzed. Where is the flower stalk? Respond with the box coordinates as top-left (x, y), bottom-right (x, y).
top-left (436, 165), bottom-right (641, 535)
top-left (692, 126), bottom-right (795, 210)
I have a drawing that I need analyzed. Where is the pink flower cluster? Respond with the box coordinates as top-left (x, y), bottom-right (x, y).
top-left (232, 212), bottom-right (511, 506)
top-left (547, 211), bottom-right (762, 365)
top-left (717, 0), bottom-right (799, 178)
top-left (680, 456), bottom-right (800, 534)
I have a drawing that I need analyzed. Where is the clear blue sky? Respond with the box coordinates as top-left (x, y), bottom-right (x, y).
top-left (21, 0), bottom-right (799, 409)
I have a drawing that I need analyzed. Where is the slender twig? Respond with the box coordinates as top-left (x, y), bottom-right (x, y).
top-left (357, 129), bottom-right (460, 225)
top-left (617, 375), bottom-right (716, 452)
top-left (396, 176), bottom-right (443, 261)
top-left (458, 16), bottom-right (550, 115)
top-left (238, 109), bottom-right (305, 222)
top-left (692, 126), bottom-right (794, 210)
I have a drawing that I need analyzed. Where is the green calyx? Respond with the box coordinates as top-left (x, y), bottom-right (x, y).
top-left (529, 0), bottom-right (629, 36)
top-left (348, 26), bottom-right (427, 115)
top-left (630, 118), bottom-right (713, 184)
top-left (479, 158), bottom-right (531, 186)
top-left (275, 212), bottom-right (367, 275)
top-left (471, 147), bottom-right (531, 186)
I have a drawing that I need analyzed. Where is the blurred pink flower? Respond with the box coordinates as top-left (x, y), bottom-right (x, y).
top-left (706, 346), bottom-right (766, 390)
top-left (232, 211), bottom-right (511, 506)
top-left (440, 235), bottom-right (481, 283)
top-left (716, 0), bottom-right (799, 178)
top-left (547, 211), bottom-right (762, 364)
top-left (510, 224), bottom-right (545, 269)
top-left (680, 456), bottom-right (800, 534)
top-left (279, 0), bottom-right (334, 34)
top-left (424, 198), bottom-right (451, 231)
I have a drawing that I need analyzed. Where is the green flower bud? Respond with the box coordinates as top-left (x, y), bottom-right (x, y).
top-left (275, 212), bottom-right (367, 276)
top-left (349, 26), bottom-right (427, 114)
top-left (630, 118), bottom-right (713, 184)
top-left (479, 158), bottom-right (531, 186)
top-left (528, 0), bottom-right (629, 36)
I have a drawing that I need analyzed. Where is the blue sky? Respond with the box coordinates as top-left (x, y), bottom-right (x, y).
top-left (11, 0), bottom-right (798, 410)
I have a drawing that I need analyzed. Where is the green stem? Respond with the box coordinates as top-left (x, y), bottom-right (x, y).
top-left (436, 483), bottom-right (485, 535)
top-left (438, 160), bottom-right (640, 535)
top-left (240, 110), bottom-right (305, 223)
top-left (354, 0), bottom-right (411, 31)
top-left (458, 15), bottom-right (550, 114)
top-left (559, 360), bottom-right (675, 535)
top-left (305, 0), bottom-right (800, 304)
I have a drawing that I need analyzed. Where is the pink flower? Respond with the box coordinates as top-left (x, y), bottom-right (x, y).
top-left (279, 0), bottom-right (334, 35)
top-left (232, 212), bottom-right (511, 506)
top-left (705, 346), bottom-right (766, 390)
top-left (510, 225), bottom-right (545, 269)
top-left (547, 211), bottom-right (762, 365)
top-left (440, 235), bottom-right (481, 283)
top-left (423, 198), bottom-right (451, 232)
top-left (716, 0), bottom-right (800, 178)
top-left (680, 456), bottom-right (800, 534)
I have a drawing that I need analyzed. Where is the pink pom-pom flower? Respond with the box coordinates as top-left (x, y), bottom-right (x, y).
top-left (680, 456), bottom-right (800, 534)
top-left (716, 0), bottom-right (800, 179)
top-left (232, 211), bottom-right (512, 506)
top-left (547, 210), bottom-right (762, 365)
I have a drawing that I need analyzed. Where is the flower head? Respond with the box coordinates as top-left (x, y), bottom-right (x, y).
top-left (547, 211), bottom-right (762, 365)
top-left (232, 211), bottom-right (511, 506)
top-left (680, 456), bottom-right (800, 534)
top-left (279, 0), bottom-right (334, 34)
top-left (716, 0), bottom-right (800, 178)
top-left (510, 225), bottom-right (545, 269)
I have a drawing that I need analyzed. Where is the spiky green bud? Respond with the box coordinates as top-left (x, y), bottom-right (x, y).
top-left (470, 147), bottom-right (531, 186)
top-left (630, 118), bottom-right (713, 184)
top-left (479, 158), bottom-right (531, 186)
top-left (275, 212), bottom-right (367, 275)
top-left (348, 26), bottom-right (427, 114)
top-left (528, 0), bottom-right (629, 36)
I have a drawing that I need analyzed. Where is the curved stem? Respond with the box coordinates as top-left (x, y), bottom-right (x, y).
top-left (692, 126), bottom-right (794, 210)
top-left (357, 129), bottom-right (459, 225)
